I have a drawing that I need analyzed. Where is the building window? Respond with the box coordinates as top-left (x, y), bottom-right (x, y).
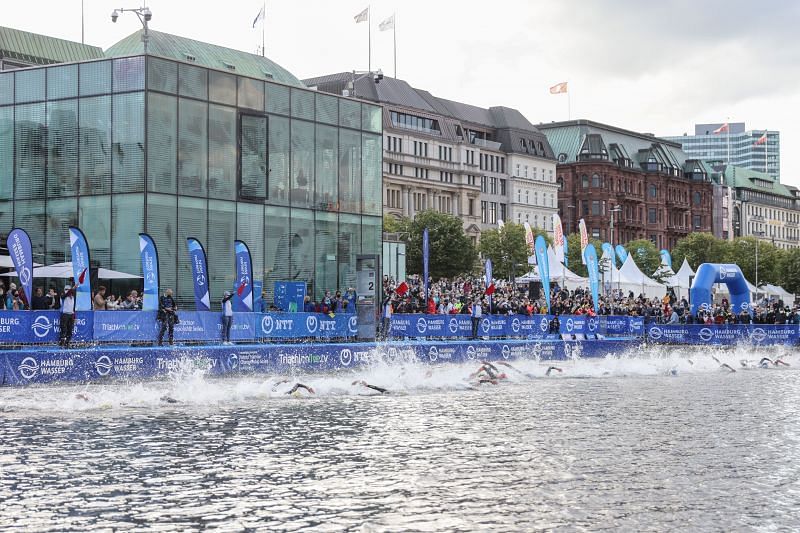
top-left (468, 198), bottom-right (475, 216)
top-left (648, 208), bottom-right (657, 224)
top-left (693, 191), bottom-right (701, 205)
top-left (489, 202), bottom-right (497, 224)
top-left (591, 173), bottom-right (601, 188)
top-left (500, 179), bottom-right (507, 196)
top-left (499, 203), bottom-right (507, 222)
top-left (592, 200), bottom-right (601, 216)
top-left (481, 201), bottom-right (488, 224)
top-left (481, 176), bottom-right (487, 193)
top-left (581, 175), bottom-right (589, 188)
top-left (649, 184), bottom-right (657, 198)
top-left (693, 215), bottom-right (701, 229)
top-left (516, 163), bottom-right (521, 177)
top-left (490, 177), bottom-right (498, 194)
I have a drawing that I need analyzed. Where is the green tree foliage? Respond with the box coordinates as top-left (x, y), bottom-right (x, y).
top-left (404, 210), bottom-right (478, 279)
top-left (383, 214), bottom-right (406, 234)
top-left (724, 237), bottom-right (784, 286)
top-left (779, 248), bottom-right (800, 294)
top-left (626, 239), bottom-right (661, 277)
top-left (564, 233), bottom-right (602, 277)
top-left (671, 233), bottom-right (730, 271)
top-left (479, 223), bottom-right (529, 280)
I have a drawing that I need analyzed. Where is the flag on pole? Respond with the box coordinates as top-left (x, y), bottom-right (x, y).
top-left (552, 213), bottom-right (564, 264)
top-left (549, 82), bottom-right (568, 94)
top-left (252, 6), bottom-right (264, 28)
top-left (379, 14), bottom-right (395, 31)
top-left (497, 219), bottom-right (505, 230)
top-left (712, 122), bottom-right (729, 134)
top-left (578, 219), bottom-right (588, 264)
top-left (754, 132), bottom-right (767, 146)
top-left (395, 281), bottom-right (408, 296)
top-left (354, 6), bottom-right (369, 23)
top-left (523, 222), bottom-right (535, 254)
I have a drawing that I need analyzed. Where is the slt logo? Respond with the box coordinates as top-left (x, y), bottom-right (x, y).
top-left (749, 328), bottom-right (767, 343)
top-left (94, 355), bottom-right (113, 377)
top-left (18, 356), bottom-right (39, 380)
top-left (416, 317), bottom-right (428, 334)
top-left (31, 315), bottom-right (53, 339)
top-left (448, 317), bottom-right (459, 334)
top-left (480, 318), bottom-right (490, 334)
top-left (428, 345), bottom-right (438, 362)
top-left (698, 328), bottom-right (714, 342)
top-left (501, 345), bottom-right (510, 359)
top-left (566, 318), bottom-right (574, 332)
top-left (511, 318), bottom-right (521, 333)
top-left (539, 317), bottom-right (549, 333)
top-left (261, 315), bottom-right (274, 335)
top-left (348, 316), bottom-right (358, 334)
top-left (339, 348), bottom-right (353, 366)
top-left (306, 315), bottom-right (318, 333)
top-left (648, 326), bottom-right (664, 340)
top-left (465, 345), bottom-right (476, 360)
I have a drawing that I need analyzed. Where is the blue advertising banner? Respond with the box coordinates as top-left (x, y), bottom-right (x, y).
top-left (563, 234), bottom-right (569, 268)
top-left (68, 226), bottom-right (92, 311)
top-left (233, 240), bottom-right (253, 312)
top-left (601, 242), bottom-right (615, 268)
top-left (534, 235), bottom-right (551, 312)
top-left (0, 311), bottom-right (93, 344)
top-left (584, 244), bottom-right (600, 314)
top-left (646, 324), bottom-right (799, 345)
top-left (253, 281), bottom-right (263, 313)
top-left (7, 228), bottom-right (34, 307)
top-left (186, 238), bottom-right (211, 311)
top-left (138, 233), bottom-right (159, 311)
top-left (274, 281), bottom-right (306, 312)
top-left (660, 249), bottom-right (672, 271)
top-left (422, 228), bottom-right (430, 302)
top-left (615, 244), bottom-right (628, 265)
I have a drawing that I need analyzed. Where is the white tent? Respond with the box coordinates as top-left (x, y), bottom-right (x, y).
top-left (516, 247), bottom-right (588, 290)
top-left (1, 261), bottom-right (141, 279)
top-left (763, 284), bottom-right (795, 302)
top-left (0, 255), bottom-right (43, 269)
top-left (662, 258), bottom-right (695, 299)
top-left (616, 255), bottom-right (666, 299)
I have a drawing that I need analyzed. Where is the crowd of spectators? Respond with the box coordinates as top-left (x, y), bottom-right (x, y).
top-left (381, 275), bottom-right (800, 325)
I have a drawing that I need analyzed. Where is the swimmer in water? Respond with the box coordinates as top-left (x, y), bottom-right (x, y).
top-left (469, 361), bottom-right (508, 385)
top-left (760, 357), bottom-right (790, 368)
top-left (352, 380), bottom-right (389, 394)
top-left (270, 378), bottom-right (315, 396)
top-left (719, 363), bottom-right (736, 373)
top-left (545, 366), bottom-right (563, 376)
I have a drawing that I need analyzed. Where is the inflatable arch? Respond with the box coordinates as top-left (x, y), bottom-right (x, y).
top-left (689, 263), bottom-right (751, 315)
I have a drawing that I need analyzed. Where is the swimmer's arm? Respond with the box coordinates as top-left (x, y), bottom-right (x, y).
top-left (287, 383), bottom-right (315, 395)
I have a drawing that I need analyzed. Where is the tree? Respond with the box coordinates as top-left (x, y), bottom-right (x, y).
top-left (404, 210), bottom-right (478, 279)
top-left (671, 232), bottom-right (730, 270)
top-left (724, 237), bottom-right (782, 286)
top-left (383, 214), bottom-right (406, 234)
top-left (626, 239), bottom-right (661, 278)
top-left (778, 247), bottom-right (800, 294)
top-left (564, 233), bottom-right (602, 277)
top-left (479, 223), bottom-right (529, 280)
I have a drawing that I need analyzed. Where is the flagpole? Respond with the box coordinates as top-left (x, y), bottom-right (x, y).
top-left (764, 130), bottom-right (769, 176)
top-left (368, 5), bottom-right (371, 72)
top-left (567, 80), bottom-right (571, 120)
top-left (393, 15), bottom-right (397, 78)
top-left (261, 1), bottom-right (265, 57)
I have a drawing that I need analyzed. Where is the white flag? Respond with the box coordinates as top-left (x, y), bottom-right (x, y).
top-left (578, 219), bottom-right (588, 265)
top-left (252, 6), bottom-right (264, 28)
top-left (497, 219), bottom-right (505, 230)
top-left (379, 14), bottom-right (395, 31)
top-left (354, 6), bottom-right (369, 23)
top-left (552, 213), bottom-right (564, 264)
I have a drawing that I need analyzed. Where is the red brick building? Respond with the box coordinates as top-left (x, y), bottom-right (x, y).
top-left (539, 120), bottom-right (714, 251)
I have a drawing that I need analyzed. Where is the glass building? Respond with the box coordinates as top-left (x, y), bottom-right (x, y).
top-left (0, 29), bottom-right (383, 306)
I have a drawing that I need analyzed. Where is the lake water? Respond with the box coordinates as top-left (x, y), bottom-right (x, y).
top-left (1, 343), bottom-right (799, 531)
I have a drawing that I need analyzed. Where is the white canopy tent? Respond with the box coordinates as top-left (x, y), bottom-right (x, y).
top-left (662, 258), bottom-right (695, 299)
top-left (615, 255), bottom-right (666, 299)
top-left (763, 284), bottom-right (795, 302)
top-left (515, 247), bottom-right (588, 290)
top-left (1, 261), bottom-right (141, 280)
top-left (0, 255), bottom-right (43, 269)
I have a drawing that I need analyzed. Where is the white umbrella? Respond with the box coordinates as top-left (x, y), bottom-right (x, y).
top-left (1, 261), bottom-right (141, 279)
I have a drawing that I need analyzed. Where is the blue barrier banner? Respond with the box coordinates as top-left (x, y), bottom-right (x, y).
top-left (69, 226), bottom-right (92, 311)
top-left (187, 238), bottom-right (212, 311)
top-left (18, 311), bottom-right (93, 344)
top-left (7, 228), bottom-right (34, 306)
top-left (138, 233), bottom-right (159, 311)
top-left (233, 240), bottom-right (253, 312)
top-left (646, 324), bottom-right (799, 345)
top-left (274, 282), bottom-right (306, 312)
top-left (257, 312), bottom-right (358, 339)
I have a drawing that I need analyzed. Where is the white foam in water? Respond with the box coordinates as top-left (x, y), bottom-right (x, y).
top-left (0, 343), bottom-right (795, 413)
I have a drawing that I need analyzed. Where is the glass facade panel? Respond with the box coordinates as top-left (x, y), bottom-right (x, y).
top-left (148, 57), bottom-right (177, 94)
top-left (208, 104), bottom-right (236, 200)
top-left (0, 201), bottom-right (11, 237)
top-left (264, 205), bottom-right (290, 299)
top-left (315, 93), bottom-right (338, 125)
top-left (177, 196), bottom-right (207, 306)
top-left (113, 57), bottom-right (145, 92)
top-left (237, 203), bottom-right (264, 293)
top-left (79, 60), bottom-right (112, 96)
top-left (45, 197), bottom-right (77, 264)
top-left (209, 71), bottom-right (236, 105)
top-left (47, 99), bottom-right (79, 197)
top-left (290, 120), bottom-right (314, 207)
top-left (240, 114), bottom-right (267, 200)
top-left (315, 124), bottom-right (337, 208)
top-left (0, 106), bottom-right (13, 199)
top-left (265, 82), bottom-right (289, 115)
top-left (15, 102), bottom-right (46, 199)
top-left (79, 95), bottom-right (111, 195)
top-left (47, 65), bottom-right (78, 100)
top-left (0, 72), bottom-right (13, 105)
top-left (113, 92), bottom-right (145, 193)
top-left (289, 208), bottom-right (314, 283)
top-left (79, 195), bottom-right (111, 270)
top-left (339, 99), bottom-right (361, 129)
top-left (146, 194), bottom-right (178, 294)
top-left (207, 199), bottom-right (236, 305)
top-left (338, 129), bottom-right (361, 214)
top-left (314, 211), bottom-right (337, 298)
top-left (178, 63), bottom-right (207, 100)
top-left (291, 88), bottom-right (314, 121)
top-left (267, 115), bottom-right (289, 205)
top-left (338, 213), bottom-right (361, 292)
top-left (178, 97), bottom-right (208, 197)
top-left (362, 133), bottom-right (382, 215)
top-left (362, 103), bottom-right (381, 133)
top-left (238, 77), bottom-right (264, 111)
top-left (14, 68), bottom-right (45, 103)
top-left (111, 194), bottom-right (143, 275)
top-left (362, 216), bottom-right (382, 261)
top-left (15, 200), bottom-right (45, 258)
top-left (146, 92), bottom-right (177, 193)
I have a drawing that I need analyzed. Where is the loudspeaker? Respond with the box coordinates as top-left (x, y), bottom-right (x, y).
top-left (529, 281), bottom-right (542, 299)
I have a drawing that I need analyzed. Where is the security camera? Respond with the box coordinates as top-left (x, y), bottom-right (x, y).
top-left (111, 9), bottom-right (119, 22)
top-left (374, 69), bottom-right (384, 83)
top-left (142, 7), bottom-right (152, 21)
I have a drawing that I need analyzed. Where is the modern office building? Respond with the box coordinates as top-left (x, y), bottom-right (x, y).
top-left (663, 123), bottom-right (780, 181)
top-left (0, 26), bottom-right (104, 70)
top-left (0, 27), bottom-right (383, 305)
top-left (727, 166), bottom-right (800, 249)
top-left (540, 120), bottom-right (714, 251)
top-left (303, 73), bottom-right (558, 241)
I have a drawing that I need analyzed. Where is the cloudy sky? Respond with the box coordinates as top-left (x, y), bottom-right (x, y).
top-left (6, 0), bottom-right (799, 185)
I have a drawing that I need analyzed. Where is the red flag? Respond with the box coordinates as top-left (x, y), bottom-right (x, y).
top-left (78, 268), bottom-right (87, 284)
top-left (754, 132), bottom-right (767, 146)
top-left (395, 282), bottom-right (408, 296)
top-left (237, 282), bottom-right (246, 296)
top-left (712, 123), bottom-right (729, 134)
top-left (485, 283), bottom-right (495, 296)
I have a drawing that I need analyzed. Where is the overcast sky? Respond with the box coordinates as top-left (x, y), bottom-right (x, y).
top-left (6, 0), bottom-right (799, 186)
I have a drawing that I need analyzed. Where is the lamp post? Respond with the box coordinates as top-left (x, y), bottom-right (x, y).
top-left (111, 6), bottom-right (153, 54)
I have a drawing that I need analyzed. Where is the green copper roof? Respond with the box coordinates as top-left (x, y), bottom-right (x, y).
top-left (0, 26), bottom-right (103, 65)
top-left (725, 165), bottom-right (795, 199)
top-left (105, 30), bottom-right (304, 87)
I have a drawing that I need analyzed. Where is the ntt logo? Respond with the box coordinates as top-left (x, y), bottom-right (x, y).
top-left (306, 315), bottom-right (318, 333)
top-left (261, 315), bottom-right (274, 335)
top-left (340, 348), bottom-right (352, 366)
top-left (416, 317), bottom-right (428, 334)
top-left (31, 315), bottom-right (52, 338)
top-left (18, 356), bottom-right (39, 380)
top-left (699, 328), bottom-right (714, 342)
top-left (348, 316), bottom-right (358, 333)
top-left (95, 355), bottom-right (113, 377)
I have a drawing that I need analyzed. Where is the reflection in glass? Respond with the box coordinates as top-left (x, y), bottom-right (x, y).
top-left (15, 103), bottom-right (46, 199)
top-left (79, 96), bottom-right (111, 195)
top-left (338, 129), bottom-right (361, 214)
top-left (178, 98), bottom-right (208, 196)
top-left (240, 115), bottom-right (267, 199)
top-left (113, 92), bottom-right (145, 193)
top-left (268, 115), bottom-right (289, 204)
top-left (209, 104), bottom-right (236, 200)
top-left (146, 92), bottom-right (177, 193)
top-left (316, 124), bottom-right (338, 209)
top-left (47, 99), bottom-right (78, 197)
top-left (291, 120), bottom-right (314, 207)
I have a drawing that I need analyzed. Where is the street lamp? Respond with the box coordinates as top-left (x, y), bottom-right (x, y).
top-left (111, 6), bottom-right (153, 54)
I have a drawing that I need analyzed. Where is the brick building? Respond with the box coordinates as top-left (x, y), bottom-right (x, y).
top-left (539, 120), bottom-right (714, 251)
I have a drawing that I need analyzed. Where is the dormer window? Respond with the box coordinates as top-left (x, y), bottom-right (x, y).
top-left (222, 61), bottom-right (236, 71)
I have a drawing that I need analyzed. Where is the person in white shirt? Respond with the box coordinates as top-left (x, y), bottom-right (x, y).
top-left (59, 285), bottom-right (76, 348)
top-left (470, 299), bottom-right (483, 339)
top-left (221, 291), bottom-right (234, 344)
